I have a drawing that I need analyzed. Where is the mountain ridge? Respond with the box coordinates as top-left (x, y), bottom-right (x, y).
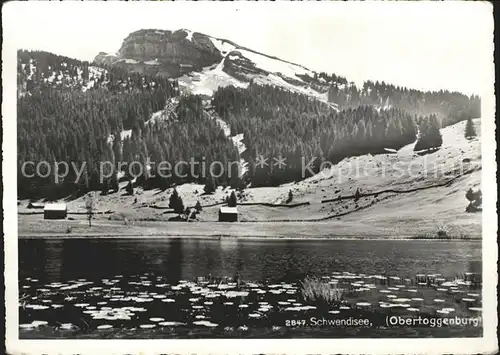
top-left (93, 28), bottom-right (339, 103)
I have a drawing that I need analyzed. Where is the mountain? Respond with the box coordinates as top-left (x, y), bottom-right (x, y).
top-left (93, 29), bottom-right (338, 104)
top-left (16, 29), bottom-right (481, 214)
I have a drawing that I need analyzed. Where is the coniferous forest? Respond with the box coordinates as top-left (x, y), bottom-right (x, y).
top-left (17, 50), bottom-right (481, 200)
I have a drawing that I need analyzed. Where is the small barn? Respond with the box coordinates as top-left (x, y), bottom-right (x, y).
top-left (44, 203), bottom-right (67, 220)
top-left (218, 206), bottom-right (238, 222)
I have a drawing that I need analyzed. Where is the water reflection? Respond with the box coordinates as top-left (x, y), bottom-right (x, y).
top-left (19, 238), bottom-right (482, 285)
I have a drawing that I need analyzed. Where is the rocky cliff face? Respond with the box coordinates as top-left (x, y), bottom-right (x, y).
top-left (94, 29), bottom-right (222, 77)
top-left (94, 28), bottom-right (341, 104)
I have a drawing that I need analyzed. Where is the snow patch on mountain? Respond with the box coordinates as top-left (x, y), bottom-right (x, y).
top-left (209, 38), bottom-right (236, 55)
top-left (236, 49), bottom-right (313, 82)
top-left (183, 29), bottom-right (194, 42)
top-left (232, 133), bottom-right (249, 176)
top-left (146, 97), bottom-right (179, 125)
top-left (178, 55), bottom-right (248, 96)
top-left (253, 73), bottom-right (332, 106)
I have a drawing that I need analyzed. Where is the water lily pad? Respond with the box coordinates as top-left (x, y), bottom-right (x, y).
top-left (467, 293), bottom-right (480, 297)
top-left (238, 304), bottom-right (249, 308)
top-left (150, 317), bottom-right (165, 322)
top-left (436, 309), bottom-right (450, 315)
top-left (356, 302), bottom-right (371, 307)
top-left (328, 310), bottom-right (340, 314)
top-left (469, 307), bottom-right (482, 312)
top-left (97, 324), bottom-right (113, 330)
top-left (193, 320), bottom-right (218, 327)
top-left (162, 298), bottom-right (175, 303)
top-left (394, 298), bottom-right (411, 303)
top-left (140, 324), bottom-right (156, 329)
top-left (411, 298), bottom-right (424, 301)
top-left (406, 307), bottom-right (420, 312)
top-left (462, 298), bottom-right (476, 302)
top-left (386, 295), bottom-right (397, 299)
top-left (159, 321), bottom-right (185, 327)
top-left (433, 299), bottom-right (445, 303)
top-left (25, 304), bottom-right (50, 310)
top-left (59, 323), bottom-right (75, 330)
top-left (339, 306), bottom-right (350, 310)
top-left (223, 302), bottom-right (234, 306)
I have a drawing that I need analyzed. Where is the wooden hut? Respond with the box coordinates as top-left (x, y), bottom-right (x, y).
top-left (44, 203), bottom-right (67, 220)
top-left (218, 206), bottom-right (238, 222)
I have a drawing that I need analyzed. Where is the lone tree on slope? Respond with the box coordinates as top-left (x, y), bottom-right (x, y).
top-left (414, 114), bottom-right (443, 151)
top-left (85, 192), bottom-right (96, 228)
top-left (354, 188), bottom-right (362, 202)
top-left (464, 117), bottom-right (477, 139)
top-left (465, 187), bottom-right (482, 212)
top-left (169, 188), bottom-right (185, 215)
top-left (204, 176), bottom-right (216, 194)
top-left (228, 191), bottom-right (237, 207)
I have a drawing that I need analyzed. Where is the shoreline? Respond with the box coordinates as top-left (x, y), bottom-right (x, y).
top-left (17, 214), bottom-right (481, 241)
top-left (18, 233), bottom-right (480, 241)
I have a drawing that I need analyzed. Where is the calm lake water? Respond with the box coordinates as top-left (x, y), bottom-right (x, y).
top-left (19, 238), bottom-right (481, 284)
top-left (18, 238), bottom-right (483, 338)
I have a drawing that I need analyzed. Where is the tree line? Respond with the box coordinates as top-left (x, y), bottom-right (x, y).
top-left (17, 50), bottom-right (480, 200)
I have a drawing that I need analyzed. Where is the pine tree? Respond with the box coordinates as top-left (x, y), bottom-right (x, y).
top-left (110, 173), bottom-right (119, 193)
top-left (204, 176), bottom-right (216, 194)
top-left (354, 188), bottom-right (361, 201)
top-left (464, 117), bottom-right (476, 139)
top-left (414, 114), bottom-right (443, 151)
top-left (195, 200), bottom-right (202, 212)
top-left (85, 192), bottom-right (95, 228)
top-left (228, 191), bottom-right (237, 207)
top-left (465, 188), bottom-right (475, 202)
top-left (126, 180), bottom-right (134, 195)
top-left (286, 190), bottom-right (293, 203)
top-left (101, 180), bottom-right (109, 196)
top-left (169, 188), bottom-right (185, 214)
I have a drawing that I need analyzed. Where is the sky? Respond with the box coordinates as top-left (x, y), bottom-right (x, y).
top-left (3, 1), bottom-right (494, 96)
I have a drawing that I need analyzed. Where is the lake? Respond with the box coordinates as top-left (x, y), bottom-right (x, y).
top-left (18, 238), bottom-right (483, 338)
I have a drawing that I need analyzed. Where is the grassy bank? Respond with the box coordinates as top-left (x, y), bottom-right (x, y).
top-left (17, 214), bottom-right (481, 240)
